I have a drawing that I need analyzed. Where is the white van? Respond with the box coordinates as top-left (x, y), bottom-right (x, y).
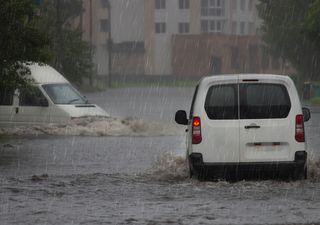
top-left (175, 74), bottom-right (311, 180)
top-left (0, 63), bottom-right (109, 127)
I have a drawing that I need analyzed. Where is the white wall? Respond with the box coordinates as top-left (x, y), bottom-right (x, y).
top-left (110, 0), bottom-right (145, 43)
top-left (153, 0), bottom-right (190, 75)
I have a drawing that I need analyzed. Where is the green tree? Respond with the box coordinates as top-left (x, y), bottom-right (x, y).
top-left (305, 0), bottom-right (320, 48)
top-left (0, 0), bottom-right (50, 92)
top-left (38, 0), bottom-right (93, 85)
top-left (257, 0), bottom-right (320, 81)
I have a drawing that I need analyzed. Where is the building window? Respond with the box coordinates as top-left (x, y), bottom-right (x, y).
top-left (201, 20), bottom-right (209, 32)
top-left (201, 0), bottom-right (225, 17)
top-left (216, 20), bottom-right (222, 31)
top-left (179, 22), bottom-right (190, 33)
top-left (100, 0), bottom-right (110, 8)
top-left (155, 22), bottom-right (166, 33)
top-left (240, 0), bottom-right (246, 11)
top-left (179, 0), bottom-right (189, 9)
top-left (231, 21), bottom-right (237, 34)
top-left (240, 21), bottom-right (245, 35)
top-left (201, 19), bottom-right (224, 33)
top-left (100, 19), bottom-right (109, 32)
top-left (155, 0), bottom-right (166, 9)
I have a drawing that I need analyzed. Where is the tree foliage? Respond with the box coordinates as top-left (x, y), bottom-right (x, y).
top-left (257, 0), bottom-right (320, 81)
top-left (38, 0), bottom-right (93, 85)
top-left (305, 0), bottom-right (320, 48)
top-left (0, 0), bottom-right (50, 90)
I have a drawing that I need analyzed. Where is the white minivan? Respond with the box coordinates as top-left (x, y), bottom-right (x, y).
top-left (175, 74), bottom-right (311, 180)
top-left (0, 63), bottom-right (109, 127)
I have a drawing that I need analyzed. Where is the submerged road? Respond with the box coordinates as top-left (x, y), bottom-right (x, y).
top-left (1, 87), bottom-right (320, 225)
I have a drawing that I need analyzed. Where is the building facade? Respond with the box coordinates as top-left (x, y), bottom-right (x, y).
top-left (144, 0), bottom-right (263, 76)
top-left (79, 0), bottom-right (285, 78)
top-left (81, 0), bottom-right (144, 77)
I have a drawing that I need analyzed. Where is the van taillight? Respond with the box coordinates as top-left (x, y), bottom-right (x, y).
top-left (295, 114), bottom-right (305, 142)
top-left (192, 117), bottom-right (202, 144)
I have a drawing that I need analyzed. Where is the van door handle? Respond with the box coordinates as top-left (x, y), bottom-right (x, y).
top-left (245, 124), bottom-right (260, 129)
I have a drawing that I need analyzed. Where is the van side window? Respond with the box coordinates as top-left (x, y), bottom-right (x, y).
top-left (0, 88), bottom-right (14, 105)
top-left (189, 85), bottom-right (199, 118)
top-left (205, 84), bottom-right (239, 120)
top-left (19, 87), bottom-right (47, 106)
top-left (240, 84), bottom-right (291, 119)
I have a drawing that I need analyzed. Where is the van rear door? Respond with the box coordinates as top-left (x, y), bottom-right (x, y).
top-left (239, 81), bottom-right (294, 163)
top-left (199, 81), bottom-right (240, 163)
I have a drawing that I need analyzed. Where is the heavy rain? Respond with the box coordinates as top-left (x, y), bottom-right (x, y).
top-left (1, 0), bottom-right (320, 224)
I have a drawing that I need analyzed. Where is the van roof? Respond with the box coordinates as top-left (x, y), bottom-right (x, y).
top-left (26, 63), bottom-right (68, 84)
top-left (199, 74), bottom-right (291, 85)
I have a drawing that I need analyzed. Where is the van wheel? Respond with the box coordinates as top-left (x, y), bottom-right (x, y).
top-left (292, 167), bottom-right (307, 180)
top-left (196, 168), bottom-right (207, 181)
top-left (188, 160), bottom-right (194, 178)
top-left (189, 167), bottom-right (194, 178)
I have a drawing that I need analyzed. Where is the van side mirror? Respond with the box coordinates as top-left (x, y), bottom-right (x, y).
top-left (302, 107), bottom-right (310, 122)
top-left (175, 110), bottom-right (188, 125)
top-left (39, 98), bottom-right (49, 107)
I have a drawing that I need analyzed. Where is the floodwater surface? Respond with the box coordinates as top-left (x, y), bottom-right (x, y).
top-left (1, 87), bottom-right (320, 225)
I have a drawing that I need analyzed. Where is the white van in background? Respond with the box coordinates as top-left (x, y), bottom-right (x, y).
top-left (0, 63), bottom-right (109, 127)
top-left (175, 74), bottom-right (311, 180)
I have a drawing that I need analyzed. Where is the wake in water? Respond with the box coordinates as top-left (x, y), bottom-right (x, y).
top-left (148, 152), bottom-right (320, 182)
top-left (149, 152), bottom-right (189, 181)
top-left (0, 116), bottom-right (183, 137)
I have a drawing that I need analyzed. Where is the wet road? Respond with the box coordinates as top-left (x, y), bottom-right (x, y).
top-left (1, 87), bottom-right (320, 225)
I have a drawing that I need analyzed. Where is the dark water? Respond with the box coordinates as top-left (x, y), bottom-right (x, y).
top-left (1, 87), bottom-right (320, 225)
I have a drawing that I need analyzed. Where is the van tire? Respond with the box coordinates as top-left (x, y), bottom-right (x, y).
top-left (292, 167), bottom-right (307, 180)
top-left (189, 167), bottom-right (194, 178)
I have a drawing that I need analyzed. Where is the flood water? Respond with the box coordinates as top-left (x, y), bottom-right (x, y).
top-left (1, 87), bottom-right (320, 225)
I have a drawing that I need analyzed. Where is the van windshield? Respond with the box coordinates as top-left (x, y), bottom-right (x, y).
top-left (42, 84), bottom-right (87, 105)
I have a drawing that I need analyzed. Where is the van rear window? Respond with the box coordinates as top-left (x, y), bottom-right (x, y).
top-left (204, 83), bottom-right (291, 120)
top-left (240, 84), bottom-right (291, 119)
top-left (205, 84), bottom-right (238, 120)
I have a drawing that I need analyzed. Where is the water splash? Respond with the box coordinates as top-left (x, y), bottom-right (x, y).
top-left (148, 152), bottom-right (189, 181)
top-left (308, 158), bottom-right (320, 182)
top-left (148, 153), bottom-right (320, 182)
top-left (0, 116), bottom-right (183, 137)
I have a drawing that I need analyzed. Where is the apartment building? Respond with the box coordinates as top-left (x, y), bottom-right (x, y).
top-left (80, 0), bottom-right (272, 77)
top-left (81, 0), bottom-right (110, 77)
top-left (144, 0), bottom-right (194, 76)
top-left (145, 0), bottom-right (262, 76)
top-left (81, 0), bottom-right (144, 77)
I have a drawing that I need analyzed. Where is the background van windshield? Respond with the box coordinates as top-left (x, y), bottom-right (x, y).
top-left (42, 84), bottom-right (86, 105)
top-left (240, 83), bottom-right (291, 119)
